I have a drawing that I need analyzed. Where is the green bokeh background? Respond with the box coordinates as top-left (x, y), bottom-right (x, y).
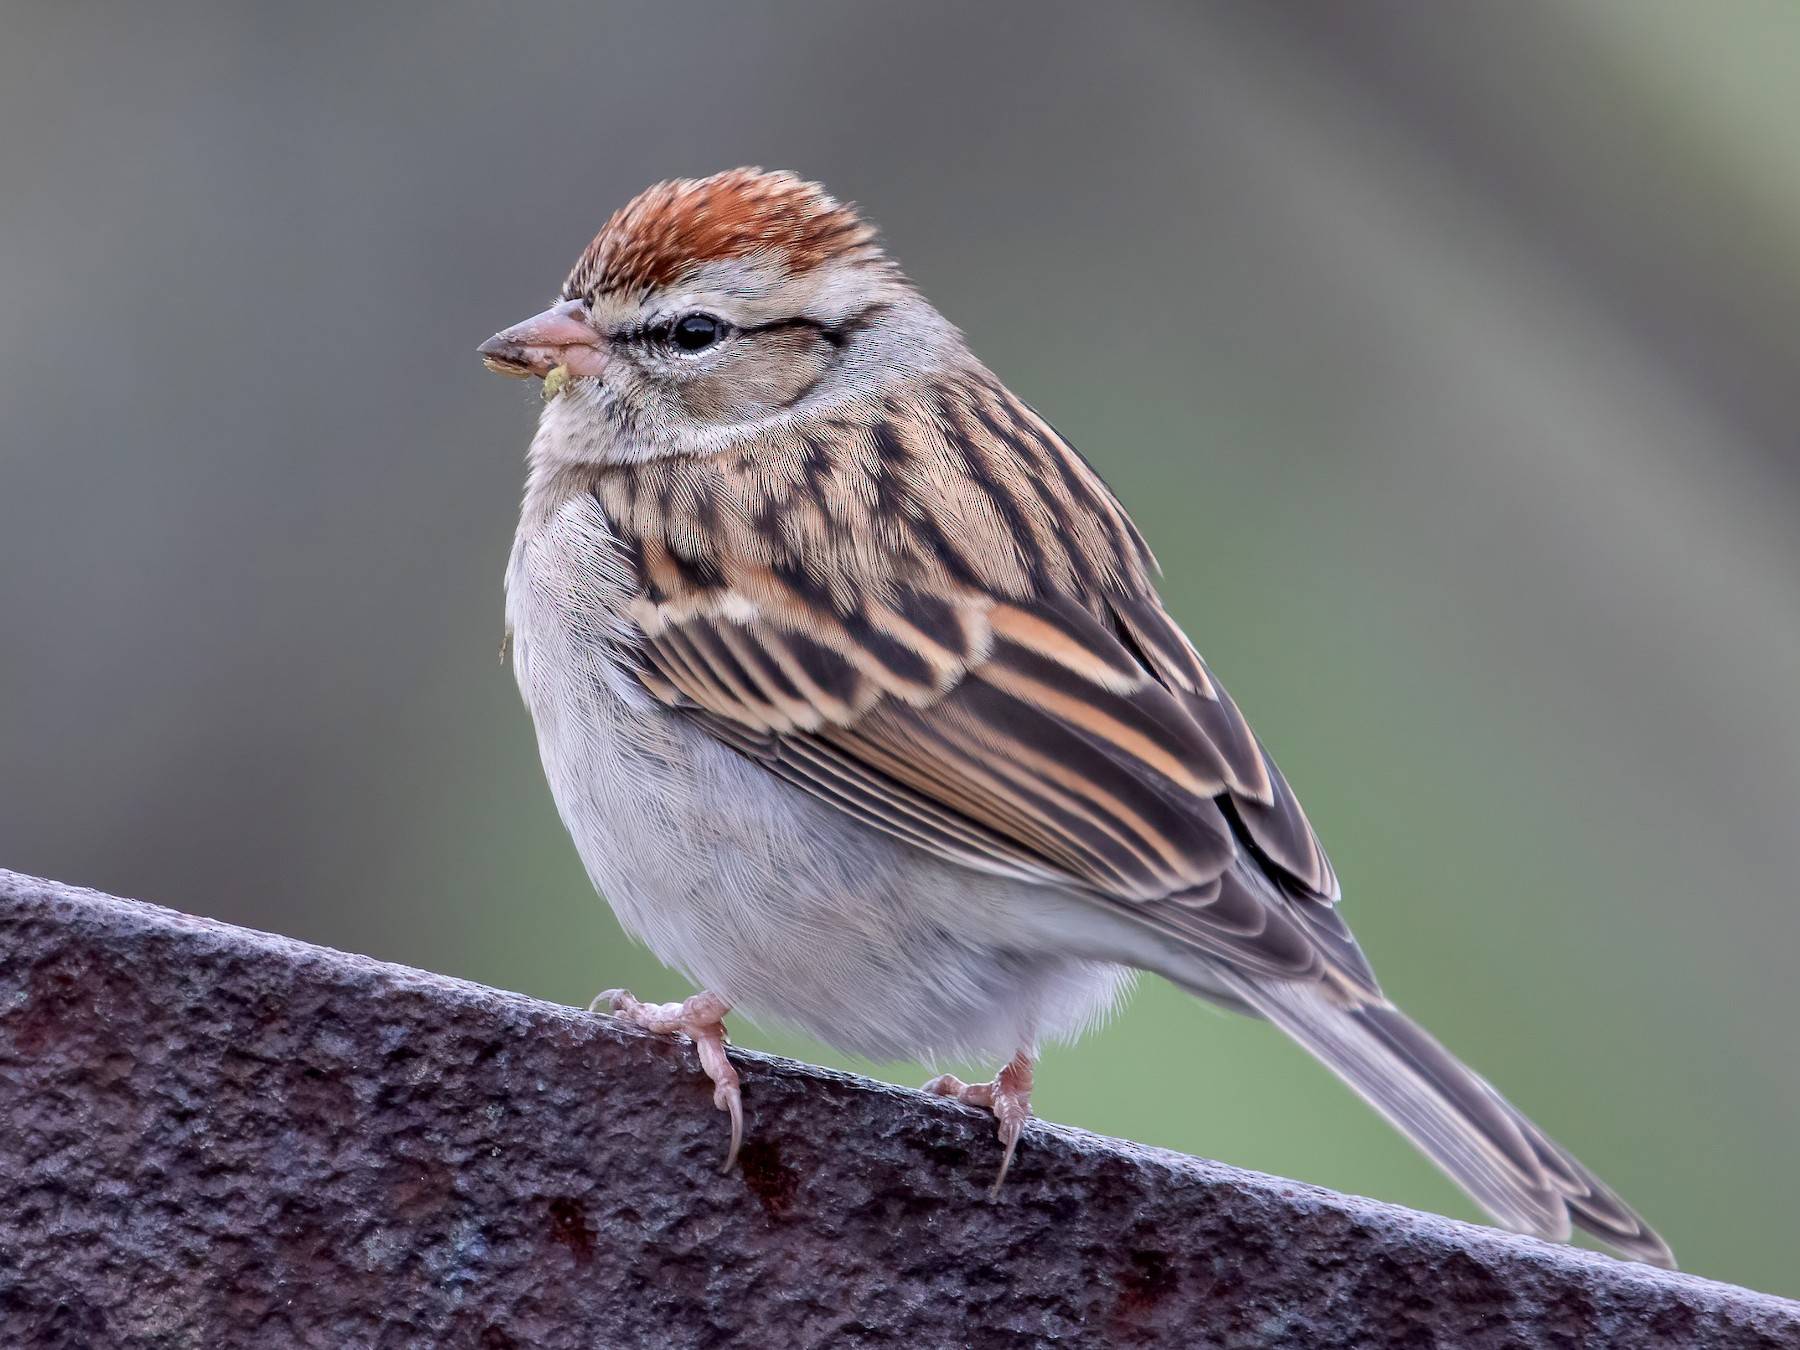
top-left (3, 1), bottom-right (1797, 1297)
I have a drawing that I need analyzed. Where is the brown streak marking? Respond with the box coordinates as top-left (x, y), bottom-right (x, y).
top-left (836, 721), bottom-right (1101, 885)
top-left (896, 406), bottom-right (1032, 596)
top-left (1009, 392), bottom-right (1156, 581)
top-left (653, 628), bottom-right (758, 725)
top-left (780, 740), bottom-right (1050, 877)
top-left (943, 388), bottom-right (1079, 590)
top-left (860, 602), bottom-right (972, 687)
top-left (969, 387), bottom-right (1101, 589)
top-left (893, 711), bottom-right (1168, 894)
top-left (1209, 688), bottom-right (1275, 803)
top-left (739, 626), bottom-right (866, 725)
top-left (988, 605), bottom-right (1144, 693)
top-left (956, 720), bottom-right (1208, 894)
top-left (708, 622), bottom-right (814, 732)
top-left (975, 664), bottom-right (1221, 798)
top-left (1116, 606), bottom-right (1210, 698)
top-left (636, 537), bottom-right (696, 606)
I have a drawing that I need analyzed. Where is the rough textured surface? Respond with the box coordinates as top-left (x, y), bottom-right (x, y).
top-left (0, 870), bottom-right (1794, 1349)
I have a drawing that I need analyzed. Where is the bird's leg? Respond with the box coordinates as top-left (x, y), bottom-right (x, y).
top-left (591, 988), bottom-right (743, 1173)
top-left (923, 1050), bottom-right (1035, 1197)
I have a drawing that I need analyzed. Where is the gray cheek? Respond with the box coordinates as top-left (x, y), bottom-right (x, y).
top-left (674, 338), bottom-right (833, 424)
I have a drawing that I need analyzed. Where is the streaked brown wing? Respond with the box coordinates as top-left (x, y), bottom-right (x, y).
top-left (598, 374), bottom-right (1371, 992)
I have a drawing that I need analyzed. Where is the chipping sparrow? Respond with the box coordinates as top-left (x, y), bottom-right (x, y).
top-left (480, 169), bottom-right (1672, 1267)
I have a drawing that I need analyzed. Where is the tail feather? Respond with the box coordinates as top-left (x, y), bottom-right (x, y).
top-left (1208, 972), bottom-right (1675, 1268)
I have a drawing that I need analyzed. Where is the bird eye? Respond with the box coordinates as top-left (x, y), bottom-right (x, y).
top-left (670, 313), bottom-right (724, 352)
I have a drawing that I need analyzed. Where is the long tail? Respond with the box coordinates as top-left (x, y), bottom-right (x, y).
top-left (1205, 971), bottom-right (1674, 1267)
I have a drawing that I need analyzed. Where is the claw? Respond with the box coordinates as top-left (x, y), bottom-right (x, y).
top-left (923, 1051), bottom-right (1034, 1196)
top-left (592, 988), bottom-right (743, 1172)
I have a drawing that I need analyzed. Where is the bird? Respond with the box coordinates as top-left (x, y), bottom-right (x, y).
top-left (478, 167), bottom-right (1672, 1267)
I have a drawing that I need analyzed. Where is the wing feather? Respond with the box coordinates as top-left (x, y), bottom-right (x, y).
top-left (592, 375), bottom-right (1367, 994)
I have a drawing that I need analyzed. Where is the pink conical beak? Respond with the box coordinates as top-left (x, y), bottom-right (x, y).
top-left (478, 299), bottom-right (609, 379)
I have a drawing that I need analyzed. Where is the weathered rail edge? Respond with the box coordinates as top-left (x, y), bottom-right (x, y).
top-left (2, 869), bottom-right (1794, 1348)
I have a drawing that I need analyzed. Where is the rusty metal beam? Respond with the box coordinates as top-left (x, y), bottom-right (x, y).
top-left (1, 869), bottom-right (1794, 1348)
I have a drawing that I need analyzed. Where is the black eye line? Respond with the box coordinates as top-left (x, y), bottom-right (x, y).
top-left (611, 306), bottom-right (882, 351)
top-left (738, 317), bottom-right (817, 337)
top-left (737, 314), bottom-right (871, 349)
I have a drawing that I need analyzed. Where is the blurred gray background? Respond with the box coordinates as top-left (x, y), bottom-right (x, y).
top-left (3, 1), bottom-right (1797, 1295)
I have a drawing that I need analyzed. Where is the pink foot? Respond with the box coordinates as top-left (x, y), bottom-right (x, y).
top-left (923, 1050), bottom-right (1034, 1197)
top-left (592, 988), bottom-right (743, 1173)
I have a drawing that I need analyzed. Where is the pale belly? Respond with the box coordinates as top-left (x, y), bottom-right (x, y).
top-left (505, 498), bottom-right (1131, 1065)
